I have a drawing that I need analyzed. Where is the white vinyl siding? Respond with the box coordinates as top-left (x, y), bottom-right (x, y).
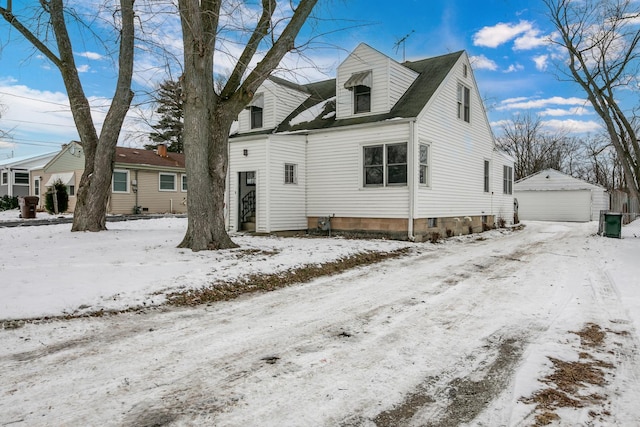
top-left (414, 54), bottom-right (513, 223)
top-left (307, 123), bottom-right (410, 219)
top-left (237, 79), bottom-right (309, 133)
top-left (336, 44), bottom-right (418, 119)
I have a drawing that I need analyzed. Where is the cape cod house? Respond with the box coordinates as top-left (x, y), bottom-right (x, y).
top-left (227, 43), bottom-right (514, 241)
top-left (30, 141), bottom-right (187, 214)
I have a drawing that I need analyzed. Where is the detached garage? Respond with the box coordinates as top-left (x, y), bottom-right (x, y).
top-left (514, 169), bottom-right (609, 222)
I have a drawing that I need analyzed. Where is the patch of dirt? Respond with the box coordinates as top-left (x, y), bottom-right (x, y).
top-left (352, 335), bottom-right (526, 427)
top-left (520, 323), bottom-right (619, 426)
top-left (166, 248), bottom-right (410, 306)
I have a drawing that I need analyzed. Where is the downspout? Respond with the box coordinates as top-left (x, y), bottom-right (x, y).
top-left (408, 120), bottom-right (417, 241)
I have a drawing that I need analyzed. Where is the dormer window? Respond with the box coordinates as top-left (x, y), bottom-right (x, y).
top-left (354, 86), bottom-right (371, 114)
top-left (344, 70), bottom-right (372, 114)
top-left (247, 93), bottom-right (264, 129)
top-left (250, 106), bottom-right (263, 129)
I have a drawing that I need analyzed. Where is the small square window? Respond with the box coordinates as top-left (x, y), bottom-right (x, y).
top-left (284, 163), bottom-right (297, 184)
top-left (159, 173), bottom-right (177, 191)
top-left (112, 170), bottom-right (129, 193)
top-left (428, 218), bottom-right (438, 228)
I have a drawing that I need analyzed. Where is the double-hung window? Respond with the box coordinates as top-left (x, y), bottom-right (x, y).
top-left (159, 173), bottom-right (177, 191)
top-left (284, 163), bottom-right (297, 184)
top-left (457, 83), bottom-right (470, 122)
top-left (503, 166), bottom-right (513, 195)
top-left (250, 106), bottom-right (263, 129)
top-left (363, 143), bottom-right (407, 187)
top-left (354, 85), bottom-right (371, 114)
top-left (181, 174), bottom-right (187, 192)
top-left (419, 144), bottom-right (429, 185)
top-left (0, 171), bottom-right (7, 185)
top-left (112, 170), bottom-right (129, 193)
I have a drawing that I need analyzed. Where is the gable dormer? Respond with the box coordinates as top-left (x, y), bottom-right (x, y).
top-left (237, 77), bottom-right (310, 134)
top-left (336, 43), bottom-right (419, 119)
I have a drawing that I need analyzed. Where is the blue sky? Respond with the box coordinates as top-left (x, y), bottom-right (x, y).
top-left (0, 0), bottom-right (602, 159)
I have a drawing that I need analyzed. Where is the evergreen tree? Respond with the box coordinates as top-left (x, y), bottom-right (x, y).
top-left (148, 79), bottom-right (184, 153)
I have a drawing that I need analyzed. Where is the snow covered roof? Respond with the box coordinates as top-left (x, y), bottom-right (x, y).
top-left (515, 168), bottom-right (606, 191)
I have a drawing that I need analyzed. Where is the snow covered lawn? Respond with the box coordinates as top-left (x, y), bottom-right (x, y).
top-left (1, 215), bottom-right (640, 426)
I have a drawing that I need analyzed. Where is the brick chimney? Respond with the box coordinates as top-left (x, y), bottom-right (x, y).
top-left (157, 144), bottom-right (168, 158)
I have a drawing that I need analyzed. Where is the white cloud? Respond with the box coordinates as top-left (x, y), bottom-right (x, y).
top-left (533, 54), bottom-right (549, 71)
top-left (539, 106), bottom-right (591, 117)
top-left (77, 65), bottom-right (91, 73)
top-left (497, 96), bottom-right (587, 111)
top-left (76, 51), bottom-right (104, 61)
top-left (541, 118), bottom-right (602, 133)
top-left (469, 55), bottom-right (498, 71)
top-left (514, 29), bottom-right (548, 50)
top-left (503, 63), bottom-right (524, 73)
top-left (473, 21), bottom-right (534, 48)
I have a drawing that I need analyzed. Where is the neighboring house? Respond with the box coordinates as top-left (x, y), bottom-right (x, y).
top-left (0, 152), bottom-right (57, 198)
top-left (227, 43), bottom-right (514, 241)
top-left (514, 168), bottom-right (609, 222)
top-left (30, 141), bottom-right (187, 214)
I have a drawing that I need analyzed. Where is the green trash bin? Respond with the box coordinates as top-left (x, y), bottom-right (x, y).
top-left (603, 213), bottom-right (622, 238)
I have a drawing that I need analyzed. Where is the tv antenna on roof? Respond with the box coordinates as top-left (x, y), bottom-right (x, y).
top-left (394, 30), bottom-right (415, 62)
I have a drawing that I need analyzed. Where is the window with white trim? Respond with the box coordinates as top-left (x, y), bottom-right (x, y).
top-left (503, 165), bottom-right (513, 195)
top-left (159, 173), bottom-right (177, 191)
top-left (419, 144), bottom-right (429, 185)
top-left (14, 172), bottom-right (29, 185)
top-left (67, 184), bottom-right (75, 197)
top-left (284, 163), bottom-right (297, 184)
top-left (354, 85), bottom-right (371, 114)
top-left (0, 171), bottom-right (7, 185)
top-left (363, 143), bottom-right (407, 187)
top-left (457, 83), bottom-right (470, 122)
top-left (112, 170), bottom-right (129, 193)
top-left (34, 178), bottom-right (40, 196)
top-left (250, 106), bottom-right (263, 129)
top-left (181, 174), bottom-right (187, 192)
top-left (484, 160), bottom-right (490, 192)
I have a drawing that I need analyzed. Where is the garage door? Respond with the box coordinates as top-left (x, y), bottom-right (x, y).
top-left (516, 190), bottom-right (592, 222)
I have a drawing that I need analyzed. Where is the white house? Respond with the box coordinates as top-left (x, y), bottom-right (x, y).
top-left (514, 168), bottom-right (609, 222)
top-left (0, 152), bottom-right (57, 198)
top-left (227, 43), bottom-right (515, 241)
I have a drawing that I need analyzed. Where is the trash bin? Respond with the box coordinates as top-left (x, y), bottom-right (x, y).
top-left (18, 196), bottom-right (39, 219)
top-left (603, 212), bottom-right (622, 238)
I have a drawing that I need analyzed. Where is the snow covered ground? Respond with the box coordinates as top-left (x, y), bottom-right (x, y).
top-left (1, 211), bottom-right (639, 426)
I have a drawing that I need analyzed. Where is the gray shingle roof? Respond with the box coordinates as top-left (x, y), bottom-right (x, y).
top-left (272, 50), bottom-right (464, 133)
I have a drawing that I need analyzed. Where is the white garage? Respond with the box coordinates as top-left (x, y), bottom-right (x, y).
top-left (514, 169), bottom-right (609, 222)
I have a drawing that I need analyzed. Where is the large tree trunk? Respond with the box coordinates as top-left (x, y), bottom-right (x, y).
top-left (0, 0), bottom-right (135, 232)
top-left (177, 0), bottom-right (317, 251)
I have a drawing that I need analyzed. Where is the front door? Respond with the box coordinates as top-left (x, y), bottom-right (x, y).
top-left (238, 171), bottom-right (256, 231)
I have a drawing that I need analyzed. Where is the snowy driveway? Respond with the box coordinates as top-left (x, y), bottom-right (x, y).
top-left (1, 221), bottom-right (639, 426)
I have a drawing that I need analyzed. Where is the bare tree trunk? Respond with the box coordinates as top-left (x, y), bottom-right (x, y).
top-left (177, 0), bottom-right (317, 251)
top-left (1, 0), bottom-right (135, 231)
top-left (545, 0), bottom-right (640, 212)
